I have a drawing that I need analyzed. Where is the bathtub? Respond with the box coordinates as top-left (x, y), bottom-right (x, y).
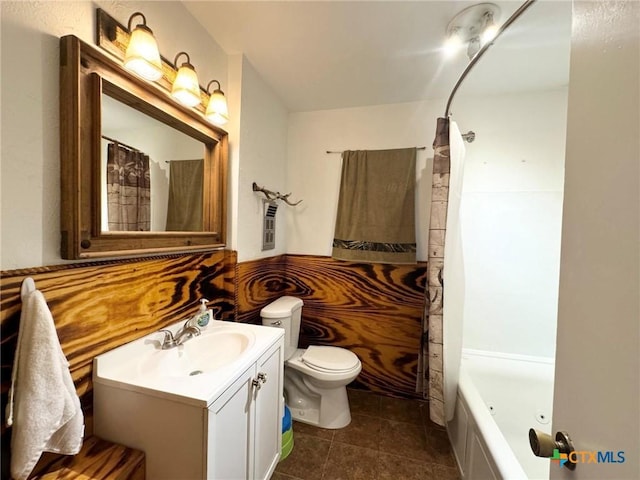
top-left (447, 350), bottom-right (555, 480)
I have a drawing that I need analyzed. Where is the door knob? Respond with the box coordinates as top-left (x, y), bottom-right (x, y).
top-left (529, 428), bottom-right (576, 470)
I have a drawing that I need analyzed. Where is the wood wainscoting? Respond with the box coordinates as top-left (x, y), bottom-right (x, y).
top-left (1, 250), bottom-right (426, 477)
top-left (0, 250), bottom-right (236, 477)
top-left (236, 254), bottom-right (427, 398)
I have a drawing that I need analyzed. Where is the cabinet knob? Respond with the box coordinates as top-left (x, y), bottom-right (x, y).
top-left (252, 372), bottom-right (268, 390)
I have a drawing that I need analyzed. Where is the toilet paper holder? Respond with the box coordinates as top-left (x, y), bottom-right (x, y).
top-left (529, 428), bottom-right (576, 470)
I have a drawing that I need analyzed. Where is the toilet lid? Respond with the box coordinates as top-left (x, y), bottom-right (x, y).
top-left (301, 346), bottom-right (360, 372)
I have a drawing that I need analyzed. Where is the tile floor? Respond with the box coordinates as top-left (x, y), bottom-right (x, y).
top-left (273, 389), bottom-right (461, 480)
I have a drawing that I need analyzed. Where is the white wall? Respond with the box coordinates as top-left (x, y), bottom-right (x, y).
top-left (0, 1), bottom-right (229, 270)
top-left (286, 101), bottom-right (440, 261)
top-left (234, 57), bottom-right (289, 262)
top-left (286, 89), bottom-right (567, 359)
top-left (455, 89), bottom-right (568, 359)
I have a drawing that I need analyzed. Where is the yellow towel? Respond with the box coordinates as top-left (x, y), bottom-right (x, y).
top-left (6, 288), bottom-right (84, 480)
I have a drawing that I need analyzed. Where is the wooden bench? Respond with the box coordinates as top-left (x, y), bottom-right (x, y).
top-left (29, 436), bottom-right (144, 480)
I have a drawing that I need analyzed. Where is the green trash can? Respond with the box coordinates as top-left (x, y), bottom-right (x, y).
top-left (280, 405), bottom-right (294, 461)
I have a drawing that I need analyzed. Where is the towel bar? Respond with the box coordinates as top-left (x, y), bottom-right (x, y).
top-left (252, 182), bottom-right (302, 206)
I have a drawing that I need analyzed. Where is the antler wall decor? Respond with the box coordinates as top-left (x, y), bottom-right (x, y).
top-left (252, 182), bottom-right (302, 206)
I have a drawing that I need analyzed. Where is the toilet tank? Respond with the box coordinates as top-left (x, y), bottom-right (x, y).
top-left (260, 296), bottom-right (303, 360)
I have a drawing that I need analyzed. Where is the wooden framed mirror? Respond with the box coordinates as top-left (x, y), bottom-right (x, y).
top-left (59, 34), bottom-right (228, 259)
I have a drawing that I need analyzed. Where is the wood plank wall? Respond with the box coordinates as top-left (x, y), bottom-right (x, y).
top-left (237, 254), bottom-right (427, 398)
top-left (236, 255), bottom-right (288, 324)
top-left (1, 251), bottom-right (425, 477)
top-left (0, 250), bottom-right (236, 479)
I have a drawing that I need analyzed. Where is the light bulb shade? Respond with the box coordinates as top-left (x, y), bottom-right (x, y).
top-left (481, 24), bottom-right (499, 43)
top-left (444, 29), bottom-right (464, 57)
top-left (172, 62), bottom-right (201, 107)
top-left (206, 89), bottom-right (229, 125)
top-left (467, 36), bottom-right (481, 59)
top-left (124, 25), bottom-right (163, 81)
top-left (444, 4), bottom-right (501, 60)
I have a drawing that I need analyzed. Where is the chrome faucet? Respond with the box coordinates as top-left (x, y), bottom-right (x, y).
top-left (159, 329), bottom-right (178, 349)
top-left (159, 318), bottom-right (201, 349)
top-left (176, 320), bottom-right (201, 344)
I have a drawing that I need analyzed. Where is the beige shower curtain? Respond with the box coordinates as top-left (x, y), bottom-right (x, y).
top-left (332, 148), bottom-right (417, 264)
top-left (106, 142), bottom-right (151, 231)
top-left (165, 159), bottom-right (204, 231)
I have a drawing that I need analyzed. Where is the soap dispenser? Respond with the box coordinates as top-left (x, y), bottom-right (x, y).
top-left (193, 298), bottom-right (212, 328)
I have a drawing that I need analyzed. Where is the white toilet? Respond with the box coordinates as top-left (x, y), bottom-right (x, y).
top-left (260, 296), bottom-right (362, 429)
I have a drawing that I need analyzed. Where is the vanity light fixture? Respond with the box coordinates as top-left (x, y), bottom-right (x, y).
top-left (171, 52), bottom-right (202, 107)
top-left (205, 80), bottom-right (229, 125)
top-left (123, 12), bottom-right (163, 81)
top-left (444, 3), bottom-right (501, 60)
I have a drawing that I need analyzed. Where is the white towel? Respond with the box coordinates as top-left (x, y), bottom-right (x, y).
top-left (6, 289), bottom-right (84, 480)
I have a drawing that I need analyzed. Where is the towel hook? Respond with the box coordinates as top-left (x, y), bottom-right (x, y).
top-left (20, 277), bottom-right (36, 301)
top-left (252, 182), bottom-right (302, 206)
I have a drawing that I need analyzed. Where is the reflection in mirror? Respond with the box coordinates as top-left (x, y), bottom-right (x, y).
top-left (101, 94), bottom-right (205, 232)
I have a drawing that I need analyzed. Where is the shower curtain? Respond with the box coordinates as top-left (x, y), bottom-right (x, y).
top-left (106, 142), bottom-right (151, 231)
top-left (419, 118), bottom-right (466, 426)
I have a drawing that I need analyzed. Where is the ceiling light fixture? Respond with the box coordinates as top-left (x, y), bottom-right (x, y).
top-left (443, 26), bottom-right (464, 57)
top-left (445, 3), bottom-right (501, 60)
top-left (171, 52), bottom-right (201, 107)
top-left (481, 11), bottom-right (499, 43)
top-left (205, 80), bottom-right (229, 125)
top-left (123, 12), bottom-right (163, 81)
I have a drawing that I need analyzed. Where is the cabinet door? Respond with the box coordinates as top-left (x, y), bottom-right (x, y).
top-left (207, 365), bottom-right (255, 480)
top-left (253, 344), bottom-right (283, 480)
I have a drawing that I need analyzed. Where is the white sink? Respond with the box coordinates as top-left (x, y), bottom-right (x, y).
top-left (93, 319), bottom-right (282, 406)
top-left (137, 329), bottom-right (255, 379)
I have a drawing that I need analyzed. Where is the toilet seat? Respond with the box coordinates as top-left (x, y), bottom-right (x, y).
top-left (285, 347), bottom-right (362, 382)
top-left (301, 346), bottom-right (360, 373)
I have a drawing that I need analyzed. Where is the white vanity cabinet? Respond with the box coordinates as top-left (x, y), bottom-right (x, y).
top-left (207, 343), bottom-right (283, 480)
top-left (93, 322), bottom-right (284, 480)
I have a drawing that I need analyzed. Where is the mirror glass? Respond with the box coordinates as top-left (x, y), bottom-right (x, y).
top-left (101, 94), bottom-right (205, 232)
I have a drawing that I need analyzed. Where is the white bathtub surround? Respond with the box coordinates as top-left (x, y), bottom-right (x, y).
top-left (448, 350), bottom-right (554, 480)
top-left (455, 88), bottom-right (567, 360)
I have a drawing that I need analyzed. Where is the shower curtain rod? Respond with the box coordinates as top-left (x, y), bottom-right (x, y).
top-left (101, 135), bottom-right (141, 153)
top-left (325, 130), bottom-right (475, 154)
top-left (444, 0), bottom-right (538, 118)
top-left (326, 146), bottom-right (426, 154)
